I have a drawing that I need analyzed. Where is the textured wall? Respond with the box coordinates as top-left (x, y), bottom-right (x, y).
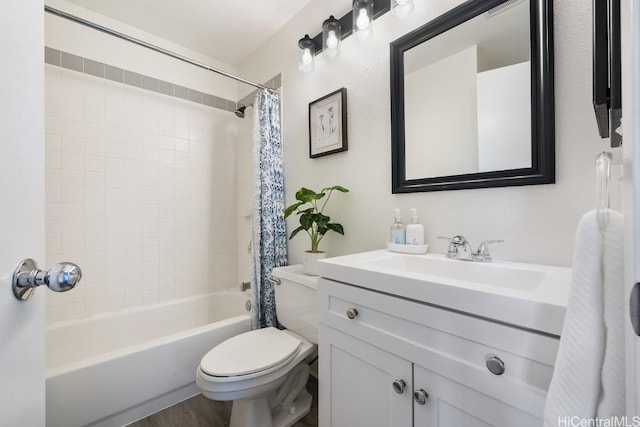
top-left (238, 0), bottom-right (620, 267)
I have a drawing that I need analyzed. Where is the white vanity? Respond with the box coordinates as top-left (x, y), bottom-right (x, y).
top-left (316, 250), bottom-right (571, 427)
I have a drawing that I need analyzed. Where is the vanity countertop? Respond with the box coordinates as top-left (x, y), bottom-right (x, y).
top-left (317, 250), bottom-right (572, 336)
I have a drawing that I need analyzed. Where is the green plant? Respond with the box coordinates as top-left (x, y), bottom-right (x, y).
top-left (284, 186), bottom-right (349, 253)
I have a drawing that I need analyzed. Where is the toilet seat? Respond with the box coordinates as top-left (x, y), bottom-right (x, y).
top-left (200, 327), bottom-right (301, 378)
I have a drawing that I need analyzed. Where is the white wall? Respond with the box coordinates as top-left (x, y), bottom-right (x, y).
top-left (405, 45), bottom-right (479, 179)
top-left (477, 61), bottom-right (531, 172)
top-left (239, 0), bottom-right (621, 267)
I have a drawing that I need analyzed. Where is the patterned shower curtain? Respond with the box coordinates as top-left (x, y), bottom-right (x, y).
top-left (251, 90), bottom-right (288, 329)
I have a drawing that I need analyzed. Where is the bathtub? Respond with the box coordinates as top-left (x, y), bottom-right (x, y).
top-left (46, 290), bottom-right (252, 427)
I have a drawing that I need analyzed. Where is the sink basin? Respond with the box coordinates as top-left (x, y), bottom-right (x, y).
top-left (317, 250), bottom-right (572, 336)
top-left (365, 254), bottom-right (546, 291)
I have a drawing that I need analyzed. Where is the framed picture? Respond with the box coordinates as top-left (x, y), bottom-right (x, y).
top-left (308, 87), bottom-right (348, 158)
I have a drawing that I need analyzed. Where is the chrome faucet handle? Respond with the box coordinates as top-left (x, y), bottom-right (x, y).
top-left (474, 240), bottom-right (504, 262)
top-left (437, 235), bottom-right (470, 244)
top-left (437, 236), bottom-right (457, 258)
top-left (450, 235), bottom-right (469, 245)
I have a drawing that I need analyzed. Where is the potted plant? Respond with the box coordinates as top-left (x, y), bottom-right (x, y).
top-left (284, 185), bottom-right (349, 275)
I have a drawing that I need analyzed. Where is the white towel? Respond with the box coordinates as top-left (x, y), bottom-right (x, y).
top-left (544, 209), bottom-right (624, 426)
top-left (597, 209), bottom-right (625, 416)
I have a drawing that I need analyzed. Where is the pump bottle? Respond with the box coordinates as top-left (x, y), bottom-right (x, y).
top-left (390, 209), bottom-right (406, 244)
top-left (405, 208), bottom-right (425, 245)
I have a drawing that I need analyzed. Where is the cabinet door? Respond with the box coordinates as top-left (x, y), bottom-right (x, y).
top-left (412, 364), bottom-right (541, 427)
top-left (319, 325), bottom-right (413, 427)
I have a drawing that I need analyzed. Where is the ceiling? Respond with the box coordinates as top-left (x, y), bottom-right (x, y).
top-left (62, 0), bottom-right (312, 66)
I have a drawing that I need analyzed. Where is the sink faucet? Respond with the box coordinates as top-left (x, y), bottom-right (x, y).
top-left (437, 235), bottom-right (503, 262)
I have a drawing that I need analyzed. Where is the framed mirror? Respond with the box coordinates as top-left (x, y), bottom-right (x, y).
top-left (390, 0), bottom-right (554, 193)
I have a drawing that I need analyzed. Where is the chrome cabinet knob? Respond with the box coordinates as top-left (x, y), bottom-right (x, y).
top-left (12, 259), bottom-right (82, 301)
top-left (392, 379), bottom-right (406, 394)
top-left (346, 308), bottom-right (358, 319)
top-left (486, 356), bottom-right (505, 375)
top-left (413, 389), bottom-right (429, 405)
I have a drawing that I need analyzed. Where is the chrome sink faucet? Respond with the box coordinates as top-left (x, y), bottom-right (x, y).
top-left (437, 235), bottom-right (503, 262)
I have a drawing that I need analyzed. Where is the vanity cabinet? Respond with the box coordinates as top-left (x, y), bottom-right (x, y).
top-left (318, 277), bottom-right (560, 427)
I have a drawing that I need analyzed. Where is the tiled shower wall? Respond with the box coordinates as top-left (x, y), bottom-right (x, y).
top-left (44, 64), bottom-right (238, 323)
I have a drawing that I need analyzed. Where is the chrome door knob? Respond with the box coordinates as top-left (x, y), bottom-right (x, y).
top-left (392, 379), bottom-right (406, 394)
top-left (46, 262), bottom-right (82, 292)
top-left (12, 259), bottom-right (82, 301)
top-left (413, 389), bottom-right (429, 405)
top-left (346, 308), bottom-right (358, 319)
top-left (486, 356), bottom-right (505, 375)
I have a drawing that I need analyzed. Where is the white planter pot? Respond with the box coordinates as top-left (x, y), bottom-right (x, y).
top-left (303, 251), bottom-right (327, 276)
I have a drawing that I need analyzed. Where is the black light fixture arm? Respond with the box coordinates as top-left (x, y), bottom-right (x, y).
top-left (311, 0), bottom-right (391, 55)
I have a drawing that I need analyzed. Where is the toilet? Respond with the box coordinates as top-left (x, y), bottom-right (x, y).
top-left (196, 265), bottom-right (318, 427)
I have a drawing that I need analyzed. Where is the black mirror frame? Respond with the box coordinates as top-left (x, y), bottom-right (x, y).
top-left (390, 0), bottom-right (554, 193)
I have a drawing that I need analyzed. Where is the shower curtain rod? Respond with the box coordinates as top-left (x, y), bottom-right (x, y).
top-left (45, 5), bottom-right (274, 92)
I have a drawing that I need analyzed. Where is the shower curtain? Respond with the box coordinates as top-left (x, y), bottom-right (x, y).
top-left (251, 90), bottom-right (288, 329)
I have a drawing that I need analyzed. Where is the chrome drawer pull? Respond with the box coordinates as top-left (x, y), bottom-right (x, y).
top-left (392, 379), bottom-right (406, 394)
top-left (346, 308), bottom-right (358, 319)
top-left (413, 389), bottom-right (428, 405)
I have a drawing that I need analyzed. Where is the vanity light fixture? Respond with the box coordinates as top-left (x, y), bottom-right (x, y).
top-left (353, 0), bottom-right (374, 40)
top-left (322, 15), bottom-right (342, 59)
top-left (298, 0), bottom-right (391, 72)
top-left (298, 34), bottom-right (316, 73)
top-left (392, 0), bottom-right (414, 19)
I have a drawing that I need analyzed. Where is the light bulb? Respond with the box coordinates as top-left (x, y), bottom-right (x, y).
top-left (301, 48), bottom-right (312, 65)
top-left (393, 0), bottom-right (414, 18)
top-left (326, 30), bottom-right (338, 50)
top-left (299, 47), bottom-right (314, 73)
top-left (356, 9), bottom-right (370, 31)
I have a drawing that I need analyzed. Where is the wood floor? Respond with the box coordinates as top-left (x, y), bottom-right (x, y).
top-left (128, 377), bottom-right (318, 427)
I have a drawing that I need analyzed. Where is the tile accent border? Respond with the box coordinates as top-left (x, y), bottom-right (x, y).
top-left (45, 46), bottom-right (282, 114)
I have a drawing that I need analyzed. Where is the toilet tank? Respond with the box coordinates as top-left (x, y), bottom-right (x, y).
top-left (272, 265), bottom-right (318, 344)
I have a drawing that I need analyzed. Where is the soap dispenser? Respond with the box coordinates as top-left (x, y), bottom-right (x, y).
top-left (405, 208), bottom-right (425, 245)
top-left (390, 209), bottom-right (406, 244)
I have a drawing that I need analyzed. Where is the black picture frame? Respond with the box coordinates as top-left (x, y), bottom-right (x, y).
top-left (390, 0), bottom-right (555, 193)
top-left (309, 88), bottom-right (348, 158)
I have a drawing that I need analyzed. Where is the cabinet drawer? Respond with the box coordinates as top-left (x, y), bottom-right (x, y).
top-left (318, 278), bottom-right (559, 395)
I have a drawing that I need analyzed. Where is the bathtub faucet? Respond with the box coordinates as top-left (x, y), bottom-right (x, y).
top-left (240, 281), bottom-right (251, 292)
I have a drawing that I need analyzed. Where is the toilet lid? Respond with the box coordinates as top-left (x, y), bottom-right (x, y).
top-left (200, 327), bottom-right (301, 377)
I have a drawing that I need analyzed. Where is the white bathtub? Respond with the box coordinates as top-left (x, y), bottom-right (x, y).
top-left (46, 290), bottom-right (252, 427)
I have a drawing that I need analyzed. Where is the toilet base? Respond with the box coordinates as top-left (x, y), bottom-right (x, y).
top-left (272, 389), bottom-right (312, 427)
top-left (229, 389), bottom-right (312, 427)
